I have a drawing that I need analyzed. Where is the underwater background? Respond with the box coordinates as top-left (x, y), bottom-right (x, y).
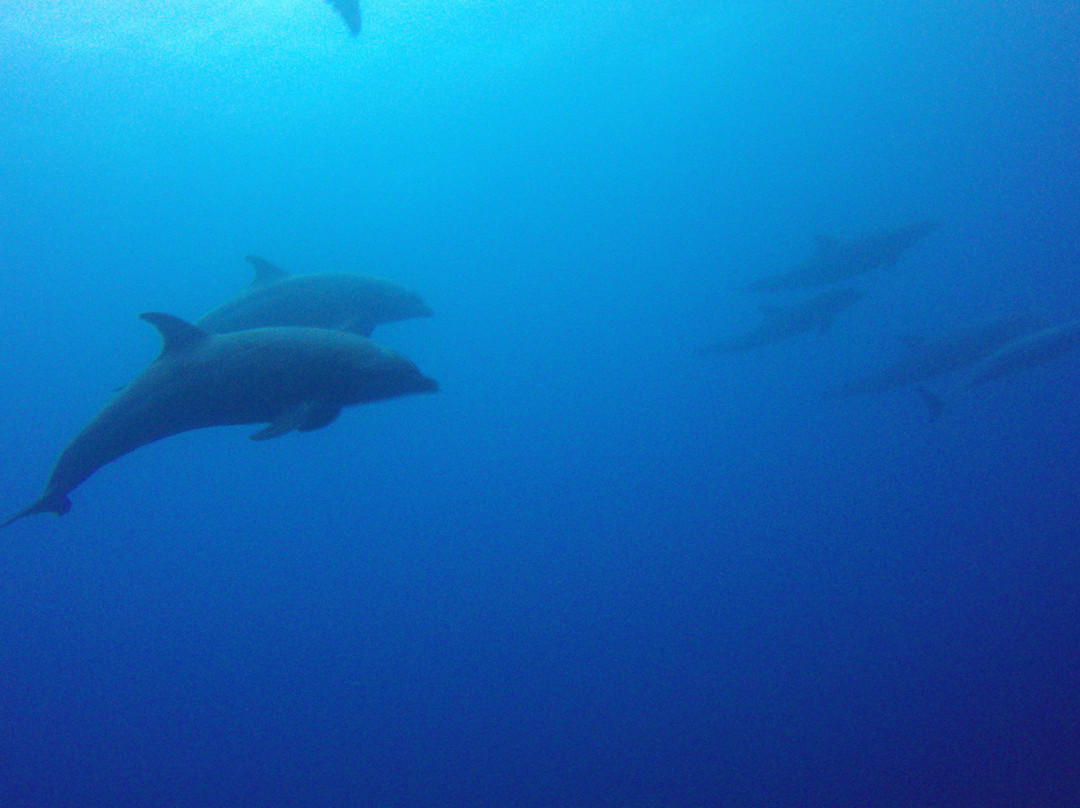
top-left (2, 2), bottom-right (1080, 805)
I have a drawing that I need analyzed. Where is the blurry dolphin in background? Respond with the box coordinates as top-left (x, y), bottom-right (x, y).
top-left (918, 318), bottom-right (1080, 421)
top-left (326, 0), bottom-right (361, 35)
top-left (826, 315), bottom-right (1044, 398)
top-left (699, 287), bottom-right (865, 355)
top-left (743, 220), bottom-right (940, 292)
top-left (197, 255), bottom-right (432, 338)
top-left (2, 314), bottom-right (437, 527)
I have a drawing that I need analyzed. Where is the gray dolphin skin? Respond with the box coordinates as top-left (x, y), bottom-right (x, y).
top-left (744, 220), bottom-right (940, 292)
top-left (196, 255), bottom-right (432, 338)
top-left (826, 315), bottom-right (1044, 397)
top-left (326, 0), bottom-right (361, 35)
top-left (919, 318), bottom-right (1080, 421)
top-left (699, 287), bottom-right (865, 355)
top-left (2, 314), bottom-right (437, 527)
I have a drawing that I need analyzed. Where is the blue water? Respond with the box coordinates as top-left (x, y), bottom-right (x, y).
top-left (2, 2), bottom-right (1080, 806)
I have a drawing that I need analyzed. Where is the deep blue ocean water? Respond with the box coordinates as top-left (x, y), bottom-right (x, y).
top-left (2, 2), bottom-right (1079, 806)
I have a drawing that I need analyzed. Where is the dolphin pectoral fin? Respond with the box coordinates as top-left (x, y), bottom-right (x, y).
top-left (250, 403), bottom-right (315, 441)
top-left (916, 386), bottom-right (944, 422)
top-left (298, 405), bottom-right (341, 432)
top-left (243, 255), bottom-right (290, 287)
top-left (2, 491), bottom-right (72, 528)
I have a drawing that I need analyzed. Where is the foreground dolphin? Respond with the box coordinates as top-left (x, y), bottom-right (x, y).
top-left (326, 0), bottom-right (361, 35)
top-left (699, 287), bottom-right (865, 355)
top-left (743, 220), bottom-right (940, 292)
top-left (918, 318), bottom-right (1080, 420)
top-left (826, 315), bottom-right (1043, 397)
top-left (197, 256), bottom-right (432, 338)
top-left (3, 314), bottom-right (437, 527)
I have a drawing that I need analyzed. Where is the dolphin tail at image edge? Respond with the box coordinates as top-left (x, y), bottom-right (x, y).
top-left (916, 386), bottom-right (944, 423)
top-left (327, 0), bottom-right (361, 35)
top-left (1, 491), bottom-right (72, 529)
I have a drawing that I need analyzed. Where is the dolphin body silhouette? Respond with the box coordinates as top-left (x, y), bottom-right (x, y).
top-left (326, 0), bottom-right (361, 35)
top-left (197, 256), bottom-right (432, 338)
top-left (918, 318), bottom-right (1080, 420)
top-left (699, 287), bottom-right (866, 355)
top-left (743, 220), bottom-right (940, 292)
top-left (2, 314), bottom-right (437, 527)
top-left (826, 315), bottom-right (1044, 398)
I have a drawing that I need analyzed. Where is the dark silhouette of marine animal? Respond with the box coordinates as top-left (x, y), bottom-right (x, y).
top-left (326, 0), bottom-right (361, 35)
top-left (826, 315), bottom-right (1043, 398)
top-left (197, 255), bottom-right (432, 338)
top-left (2, 314), bottom-right (437, 527)
top-left (699, 287), bottom-right (866, 355)
top-left (918, 318), bottom-right (1080, 421)
top-left (743, 220), bottom-right (940, 292)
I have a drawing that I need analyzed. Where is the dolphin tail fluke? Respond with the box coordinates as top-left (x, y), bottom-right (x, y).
top-left (327, 0), bottom-right (361, 35)
top-left (2, 491), bottom-right (72, 529)
top-left (916, 386), bottom-right (944, 422)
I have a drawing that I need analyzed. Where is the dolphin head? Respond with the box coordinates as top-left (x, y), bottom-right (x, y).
top-left (367, 283), bottom-right (434, 324)
top-left (386, 368), bottom-right (439, 399)
top-left (397, 291), bottom-right (434, 320)
top-left (355, 356), bottom-right (439, 403)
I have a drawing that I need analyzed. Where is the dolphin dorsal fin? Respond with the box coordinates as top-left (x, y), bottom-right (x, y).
top-left (139, 312), bottom-right (209, 356)
top-left (243, 255), bottom-right (290, 287)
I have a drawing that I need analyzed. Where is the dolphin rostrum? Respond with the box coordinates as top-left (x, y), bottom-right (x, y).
top-left (3, 314), bottom-right (437, 527)
top-left (699, 287), bottom-right (866, 355)
top-left (196, 255), bottom-right (432, 338)
top-left (918, 318), bottom-right (1080, 421)
top-left (826, 315), bottom-right (1044, 398)
top-left (743, 220), bottom-right (940, 292)
top-left (326, 0), bottom-right (361, 35)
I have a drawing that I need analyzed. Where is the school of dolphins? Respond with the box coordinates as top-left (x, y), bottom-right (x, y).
top-left (5, 6), bottom-right (1079, 528)
top-left (702, 219), bottom-right (1080, 423)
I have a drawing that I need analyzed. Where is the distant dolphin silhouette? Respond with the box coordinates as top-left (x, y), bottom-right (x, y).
top-left (743, 220), bottom-right (940, 292)
top-left (326, 0), bottom-right (361, 35)
top-left (918, 318), bottom-right (1080, 421)
top-left (2, 314), bottom-right (437, 527)
top-left (826, 315), bottom-right (1044, 398)
top-left (197, 256), bottom-right (432, 338)
top-left (699, 287), bottom-right (865, 355)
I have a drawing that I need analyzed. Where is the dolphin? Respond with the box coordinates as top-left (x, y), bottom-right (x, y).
top-left (743, 220), bottom-right (940, 292)
top-left (918, 318), bottom-right (1080, 421)
top-left (2, 314), bottom-right (437, 527)
top-left (826, 315), bottom-right (1044, 398)
top-left (326, 0), bottom-right (361, 35)
top-left (196, 256), bottom-right (432, 338)
top-left (699, 287), bottom-right (866, 355)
